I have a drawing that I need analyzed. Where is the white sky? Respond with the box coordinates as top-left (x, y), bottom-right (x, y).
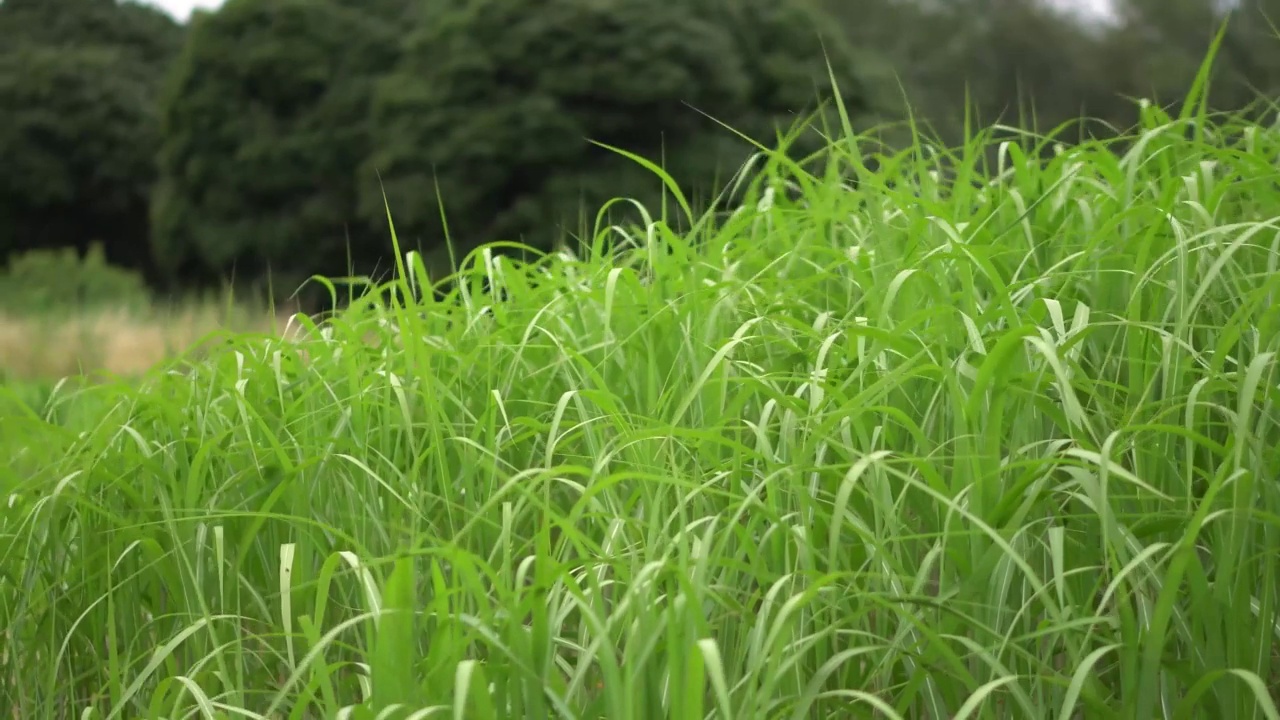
top-left (144, 0), bottom-right (1116, 22)
top-left (146, 0), bottom-right (220, 20)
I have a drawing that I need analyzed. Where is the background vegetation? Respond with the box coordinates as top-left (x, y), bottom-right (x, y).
top-left (3, 0), bottom-right (1279, 317)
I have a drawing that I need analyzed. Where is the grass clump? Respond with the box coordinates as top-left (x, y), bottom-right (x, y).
top-left (3, 93), bottom-right (1280, 719)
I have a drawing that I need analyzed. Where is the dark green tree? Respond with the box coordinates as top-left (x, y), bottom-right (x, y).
top-left (0, 0), bottom-right (182, 68)
top-left (0, 0), bottom-right (181, 276)
top-left (361, 0), bottom-right (868, 261)
top-left (151, 0), bottom-right (400, 289)
top-left (820, 0), bottom-right (1146, 146)
top-left (1109, 0), bottom-right (1280, 112)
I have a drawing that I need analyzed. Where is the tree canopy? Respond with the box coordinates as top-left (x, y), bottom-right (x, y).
top-left (0, 0), bottom-right (181, 276)
top-left (150, 0), bottom-right (400, 285)
top-left (0, 0), bottom-right (182, 67)
top-left (360, 0), bottom-right (866, 260)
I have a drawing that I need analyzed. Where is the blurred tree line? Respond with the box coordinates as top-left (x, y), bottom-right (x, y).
top-left (0, 0), bottom-right (1276, 309)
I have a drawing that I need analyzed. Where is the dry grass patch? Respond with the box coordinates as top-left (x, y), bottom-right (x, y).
top-left (0, 304), bottom-right (298, 380)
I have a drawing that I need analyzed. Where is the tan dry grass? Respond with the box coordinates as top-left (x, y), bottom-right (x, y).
top-left (0, 305), bottom-right (297, 380)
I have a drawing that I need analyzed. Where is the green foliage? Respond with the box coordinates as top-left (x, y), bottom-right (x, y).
top-left (151, 0), bottom-right (400, 282)
top-left (686, 0), bottom-right (870, 134)
top-left (0, 243), bottom-right (151, 314)
top-left (0, 0), bottom-right (180, 272)
top-left (364, 0), bottom-right (866, 255)
top-left (5, 102), bottom-right (1280, 719)
top-left (0, 0), bottom-right (182, 68)
top-left (1108, 0), bottom-right (1280, 113)
top-left (3, 0), bottom-right (1279, 317)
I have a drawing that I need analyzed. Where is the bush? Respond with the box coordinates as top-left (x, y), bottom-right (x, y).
top-left (0, 243), bottom-right (151, 315)
top-left (362, 0), bottom-right (868, 257)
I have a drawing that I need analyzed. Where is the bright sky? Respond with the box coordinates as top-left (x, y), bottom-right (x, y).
top-left (144, 0), bottom-right (1116, 22)
top-left (146, 0), bottom-right (219, 20)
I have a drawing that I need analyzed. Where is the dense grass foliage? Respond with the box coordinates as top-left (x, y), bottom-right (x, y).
top-left (3, 94), bottom-right (1280, 719)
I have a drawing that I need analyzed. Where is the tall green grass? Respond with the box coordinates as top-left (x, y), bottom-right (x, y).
top-left (4, 71), bottom-right (1280, 720)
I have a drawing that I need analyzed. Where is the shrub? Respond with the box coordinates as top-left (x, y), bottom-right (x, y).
top-left (0, 243), bottom-right (151, 315)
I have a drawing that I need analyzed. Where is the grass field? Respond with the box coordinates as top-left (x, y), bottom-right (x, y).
top-left (0, 303), bottom-right (298, 382)
top-left (3, 82), bottom-right (1280, 718)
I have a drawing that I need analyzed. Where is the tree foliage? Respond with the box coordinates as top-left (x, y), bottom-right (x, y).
top-left (151, 0), bottom-right (400, 285)
top-left (0, 0), bottom-right (180, 275)
top-left (0, 0), bottom-right (182, 67)
top-left (362, 0), bottom-right (866, 257)
top-left (1108, 0), bottom-right (1280, 112)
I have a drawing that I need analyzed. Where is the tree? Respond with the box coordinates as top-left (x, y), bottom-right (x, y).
top-left (820, 0), bottom-right (1146, 146)
top-left (0, 0), bottom-right (181, 276)
top-left (151, 0), bottom-right (400, 289)
top-left (963, 0), bottom-right (1136, 135)
top-left (0, 0), bottom-right (182, 68)
top-left (361, 0), bottom-right (868, 261)
top-left (1110, 0), bottom-right (1280, 112)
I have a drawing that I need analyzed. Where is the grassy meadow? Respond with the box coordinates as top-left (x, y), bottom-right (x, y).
top-left (0, 303), bottom-right (299, 383)
top-left (3, 86), bottom-right (1280, 719)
